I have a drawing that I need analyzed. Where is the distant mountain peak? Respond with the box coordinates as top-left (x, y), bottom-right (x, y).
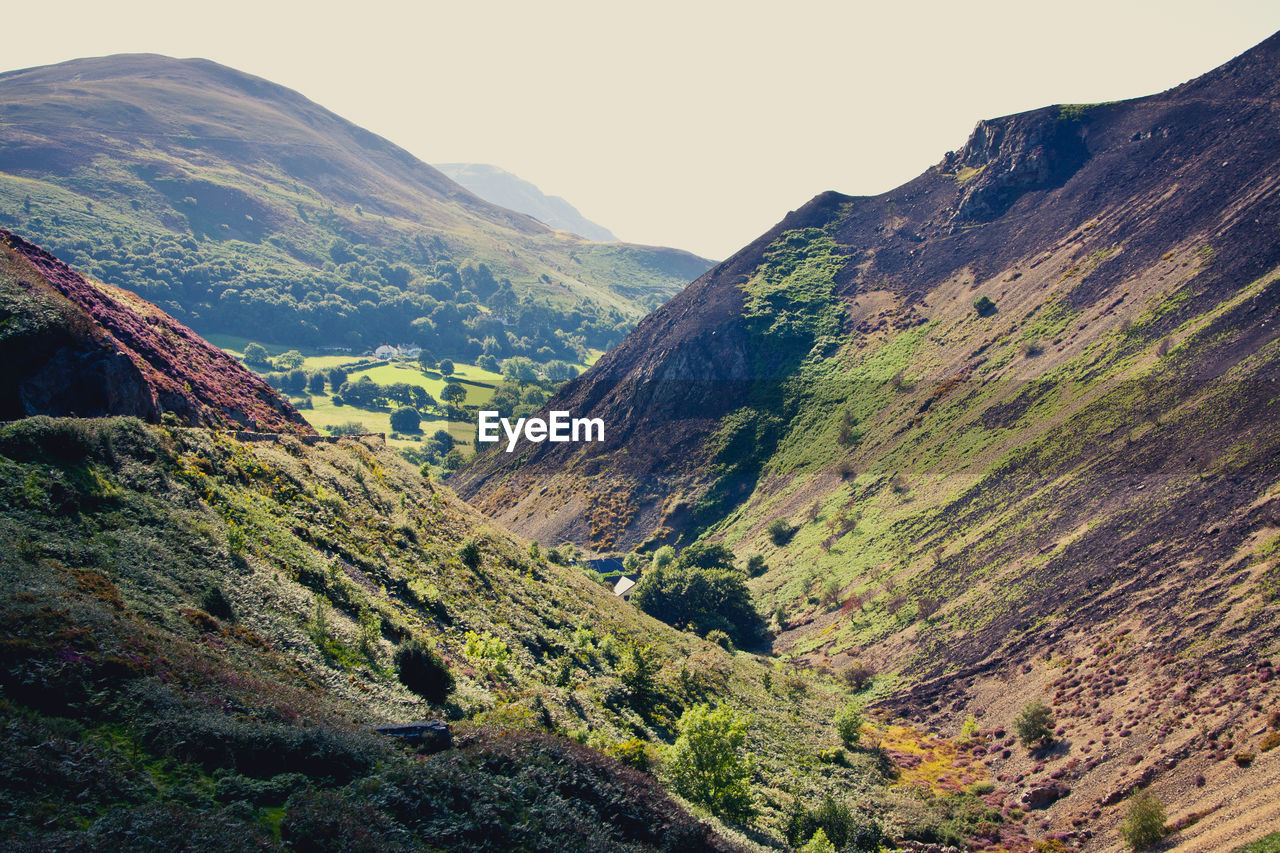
top-left (434, 163), bottom-right (619, 242)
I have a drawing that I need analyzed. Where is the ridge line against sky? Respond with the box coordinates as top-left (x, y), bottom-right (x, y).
top-left (5, 0), bottom-right (1280, 260)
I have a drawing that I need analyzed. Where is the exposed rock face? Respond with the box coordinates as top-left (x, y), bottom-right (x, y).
top-left (0, 229), bottom-right (313, 434)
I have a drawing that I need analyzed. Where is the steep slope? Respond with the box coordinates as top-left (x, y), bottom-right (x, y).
top-left (0, 54), bottom-right (710, 353)
top-left (1, 228), bottom-right (311, 433)
top-left (435, 162), bottom-right (620, 242)
top-left (454, 31), bottom-right (1280, 845)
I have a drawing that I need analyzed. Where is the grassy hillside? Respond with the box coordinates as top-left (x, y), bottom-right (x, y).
top-left (0, 54), bottom-right (711, 359)
top-left (4, 416), bottom-right (1074, 851)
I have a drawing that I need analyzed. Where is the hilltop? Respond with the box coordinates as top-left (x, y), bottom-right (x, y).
top-left (434, 163), bottom-right (620, 243)
top-left (0, 54), bottom-right (711, 358)
top-left (453, 31), bottom-right (1280, 847)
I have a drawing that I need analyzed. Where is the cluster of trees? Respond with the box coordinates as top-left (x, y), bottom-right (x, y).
top-left (629, 544), bottom-right (764, 647)
top-left (22, 223), bottom-right (637, 360)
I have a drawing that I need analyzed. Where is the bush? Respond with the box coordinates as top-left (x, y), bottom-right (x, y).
top-left (841, 659), bottom-right (876, 691)
top-left (389, 407), bottom-right (421, 433)
top-left (835, 703), bottom-right (864, 749)
top-left (1014, 700), bottom-right (1055, 749)
top-left (606, 738), bottom-right (658, 773)
top-left (1119, 788), bottom-right (1166, 850)
top-left (787, 795), bottom-right (883, 852)
top-left (667, 704), bottom-right (754, 820)
top-left (973, 295), bottom-right (997, 316)
top-left (767, 518), bottom-right (797, 545)
top-left (746, 554), bottom-right (767, 577)
top-left (651, 545), bottom-right (675, 569)
top-left (705, 629), bottom-right (734, 652)
top-left (393, 640), bottom-right (454, 703)
top-left (458, 540), bottom-right (482, 570)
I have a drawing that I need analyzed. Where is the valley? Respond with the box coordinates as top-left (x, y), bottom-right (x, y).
top-left (2, 26), bottom-right (1280, 853)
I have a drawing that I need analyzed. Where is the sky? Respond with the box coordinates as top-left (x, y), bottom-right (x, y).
top-left (5, 1), bottom-right (1280, 260)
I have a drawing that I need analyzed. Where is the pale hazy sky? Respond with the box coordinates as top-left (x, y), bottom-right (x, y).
top-left (5, 1), bottom-right (1280, 259)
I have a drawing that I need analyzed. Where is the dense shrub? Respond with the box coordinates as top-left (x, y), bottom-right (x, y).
top-left (282, 789), bottom-right (415, 853)
top-left (767, 518), bottom-right (798, 545)
top-left (1120, 789), bottom-right (1166, 850)
top-left (973, 295), bottom-right (997, 316)
top-left (348, 731), bottom-right (732, 851)
top-left (787, 795), bottom-right (883, 851)
top-left (1014, 700), bottom-right (1056, 749)
top-left (835, 703), bottom-right (864, 749)
top-left (136, 699), bottom-right (381, 782)
top-left (393, 640), bottom-right (454, 703)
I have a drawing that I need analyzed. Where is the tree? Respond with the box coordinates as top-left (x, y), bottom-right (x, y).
top-left (746, 554), bottom-right (767, 577)
top-left (389, 407), bottom-right (421, 433)
top-left (667, 704), bottom-right (754, 820)
top-left (676, 543), bottom-right (737, 572)
top-left (973, 295), bottom-right (997, 317)
top-left (502, 356), bottom-right (538, 389)
top-left (651, 546), bottom-right (675, 570)
top-left (242, 342), bottom-right (270, 368)
top-left (394, 640), bottom-right (454, 703)
top-left (543, 360), bottom-right (578, 383)
top-left (834, 703), bottom-right (863, 749)
top-left (274, 349), bottom-right (305, 370)
top-left (308, 372), bottom-right (326, 395)
top-left (618, 642), bottom-right (658, 707)
top-left (631, 561), bottom-right (764, 646)
top-left (328, 367), bottom-right (348, 391)
top-left (1014, 700), bottom-right (1056, 749)
top-left (441, 448), bottom-right (465, 472)
top-left (477, 354), bottom-right (499, 372)
top-left (799, 829), bottom-right (835, 853)
top-left (417, 349), bottom-right (436, 371)
top-left (1119, 789), bottom-right (1166, 850)
top-left (438, 358), bottom-right (455, 377)
top-left (285, 369), bottom-right (308, 394)
top-left (622, 552), bottom-right (642, 573)
top-left (440, 381), bottom-right (467, 413)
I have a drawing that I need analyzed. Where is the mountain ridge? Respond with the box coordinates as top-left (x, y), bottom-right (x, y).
top-left (0, 53), bottom-right (712, 354)
top-left (434, 162), bottom-right (620, 243)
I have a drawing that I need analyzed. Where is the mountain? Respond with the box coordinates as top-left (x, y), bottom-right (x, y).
top-left (0, 54), bottom-right (712, 357)
top-left (1, 228), bottom-right (311, 433)
top-left (434, 163), bottom-right (620, 243)
top-left (454, 32), bottom-right (1280, 844)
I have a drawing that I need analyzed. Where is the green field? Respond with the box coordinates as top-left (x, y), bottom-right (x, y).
top-left (212, 339), bottom-right (591, 456)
